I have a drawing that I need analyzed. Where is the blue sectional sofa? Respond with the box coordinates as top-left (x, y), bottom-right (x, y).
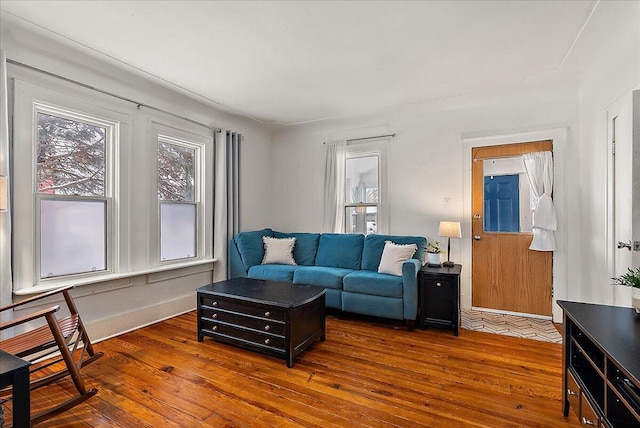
top-left (229, 229), bottom-right (427, 329)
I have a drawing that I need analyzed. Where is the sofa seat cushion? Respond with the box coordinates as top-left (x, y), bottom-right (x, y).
top-left (315, 233), bottom-right (364, 270)
top-left (343, 271), bottom-right (403, 298)
top-left (235, 228), bottom-right (274, 269)
top-left (273, 232), bottom-right (320, 266)
top-left (248, 264), bottom-right (299, 282)
top-left (293, 266), bottom-right (354, 290)
top-left (361, 234), bottom-right (427, 271)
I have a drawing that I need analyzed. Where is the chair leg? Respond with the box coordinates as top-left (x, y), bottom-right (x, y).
top-left (44, 313), bottom-right (86, 395)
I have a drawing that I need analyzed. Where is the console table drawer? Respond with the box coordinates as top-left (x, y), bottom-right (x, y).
top-left (567, 370), bottom-right (581, 417)
top-left (201, 320), bottom-right (285, 351)
top-left (201, 308), bottom-right (285, 336)
top-left (201, 296), bottom-right (285, 322)
top-left (580, 393), bottom-right (599, 426)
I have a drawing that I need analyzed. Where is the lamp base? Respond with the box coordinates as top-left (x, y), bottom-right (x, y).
top-left (442, 261), bottom-right (455, 267)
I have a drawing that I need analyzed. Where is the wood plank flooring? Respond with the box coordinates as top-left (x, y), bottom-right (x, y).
top-left (11, 311), bottom-right (580, 427)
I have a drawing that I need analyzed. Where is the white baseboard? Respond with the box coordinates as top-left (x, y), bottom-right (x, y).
top-left (88, 294), bottom-right (196, 343)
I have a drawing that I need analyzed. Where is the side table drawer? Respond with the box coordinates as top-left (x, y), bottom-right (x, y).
top-left (201, 319), bottom-right (286, 351)
top-left (201, 296), bottom-right (285, 322)
top-left (201, 307), bottom-right (285, 336)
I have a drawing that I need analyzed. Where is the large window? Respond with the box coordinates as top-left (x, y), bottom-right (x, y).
top-left (157, 135), bottom-right (200, 262)
top-left (12, 79), bottom-right (215, 292)
top-left (35, 106), bottom-right (115, 279)
top-left (345, 152), bottom-right (381, 235)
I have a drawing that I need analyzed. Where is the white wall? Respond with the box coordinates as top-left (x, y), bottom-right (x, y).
top-left (268, 1), bottom-right (640, 315)
top-left (270, 82), bottom-right (579, 314)
top-left (0, 18), bottom-right (273, 340)
top-left (570, 1), bottom-right (640, 305)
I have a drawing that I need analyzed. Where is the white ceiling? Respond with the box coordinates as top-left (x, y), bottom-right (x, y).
top-left (0, 1), bottom-right (598, 126)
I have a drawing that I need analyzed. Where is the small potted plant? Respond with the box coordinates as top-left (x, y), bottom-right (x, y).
top-left (426, 241), bottom-right (443, 266)
top-left (612, 267), bottom-right (640, 314)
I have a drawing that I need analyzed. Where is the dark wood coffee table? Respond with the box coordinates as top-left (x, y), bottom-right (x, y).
top-left (197, 278), bottom-right (326, 368)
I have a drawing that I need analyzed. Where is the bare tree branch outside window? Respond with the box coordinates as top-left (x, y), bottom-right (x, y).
top-left (158, 141), bottom-right (195, 202)
top-left (37, 113), bottom-right (106, 196)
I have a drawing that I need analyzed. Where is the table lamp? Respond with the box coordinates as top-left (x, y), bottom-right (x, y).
top-left (439, 221), bottom-right (461, 267)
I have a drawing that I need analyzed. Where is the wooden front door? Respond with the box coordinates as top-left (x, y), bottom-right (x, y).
top-left (471, 141), bottom-right (553, 316)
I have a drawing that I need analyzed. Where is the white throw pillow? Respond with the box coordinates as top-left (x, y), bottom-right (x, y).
top-left (261, 236), bottom-right (297, 265)
top-left (378, 241), bottom-right (417, 276)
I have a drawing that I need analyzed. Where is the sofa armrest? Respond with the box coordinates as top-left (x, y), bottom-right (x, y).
top-left (401, 259), bottom-right (422, 320)
top-left (229, 239), bottom-right (248, 278)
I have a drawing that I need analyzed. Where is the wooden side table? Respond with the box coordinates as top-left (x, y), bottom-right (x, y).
top-left (418, 264), bottom-right (462, 336)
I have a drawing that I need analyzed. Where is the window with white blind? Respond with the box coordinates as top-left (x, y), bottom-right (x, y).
top-left (35, 106), bottom-right (115, 280)
top-left (157, 135), bottom-right (201, 262)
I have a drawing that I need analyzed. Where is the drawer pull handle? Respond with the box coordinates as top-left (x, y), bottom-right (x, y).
top-left (581, 417), bottom-right (595, 426)
top-left (264, 311), bottom-right (271, 318)
top-left (264, 325), bottom-right (271, 331)
top-left (567, 388), bottom-right (578, 397)
top-left (212, 313), bottom-right (218, 319)
top-left (264, 338), bottom-right (271, 345)
top-left (212, 301), bottom-right (218, 307)
top-left (212, 326), bottom-right (217, 331)
top-left (436, 282), bottom-right (442, 287)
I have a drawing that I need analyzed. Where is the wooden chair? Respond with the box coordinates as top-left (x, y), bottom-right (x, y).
top-left (0, 286), bottom-right (103, 425)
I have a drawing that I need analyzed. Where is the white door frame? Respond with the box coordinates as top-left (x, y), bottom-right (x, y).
top-left (607, 91), bottom-right (637, 307)
top-left (462, 128), bottom-right (568, 323)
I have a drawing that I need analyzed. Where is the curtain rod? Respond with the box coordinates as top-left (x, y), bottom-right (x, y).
top-left (7, 59), bottom-right (222, 133)
top-left (323, 133), bottom-right (396, 144)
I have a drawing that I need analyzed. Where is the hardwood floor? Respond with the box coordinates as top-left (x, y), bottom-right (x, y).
top-left (13, 311), bottom-right (580, 427)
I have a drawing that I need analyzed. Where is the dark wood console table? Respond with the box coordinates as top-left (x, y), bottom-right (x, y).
top-left (558, 301), bottom-right (639, 427)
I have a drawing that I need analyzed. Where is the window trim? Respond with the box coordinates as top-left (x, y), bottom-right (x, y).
top-left (12, 80), bottom-right (132, 291)
top-left (153, 127), bottom-right (210, 266)
top-left (12, 78), bottom-right (215, 292)
top-left (32, 103), bottom-right (119, 283)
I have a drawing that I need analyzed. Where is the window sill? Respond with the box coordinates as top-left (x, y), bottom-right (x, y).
top-left (14, 258), bottom-right (218, 296)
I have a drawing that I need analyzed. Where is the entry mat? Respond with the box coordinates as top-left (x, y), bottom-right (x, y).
top-left (461, 308), bottom-right (562, 344)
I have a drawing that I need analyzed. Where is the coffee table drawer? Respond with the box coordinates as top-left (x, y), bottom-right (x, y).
top-left (201, 296), bottom-right (285, 322)
top-left (201, 319), bottom-right (285, 351)
top-left (201, 307), bottom-right (285, 336)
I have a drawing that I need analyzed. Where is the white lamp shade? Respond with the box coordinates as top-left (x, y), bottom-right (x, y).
top-left (439, 221), bottom-right (461, 238)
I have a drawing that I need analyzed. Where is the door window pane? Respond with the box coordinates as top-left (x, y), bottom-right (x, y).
top-left (37, 113), bottom-right (106, 196)
top-left (160, 202), bottom-right (196, 261)
top-left (40, 199), bottom-right (106, 278)
top-left (158, 141), bottom-right (195, 202)
top-left (482, 157), bottom-right (532, 233)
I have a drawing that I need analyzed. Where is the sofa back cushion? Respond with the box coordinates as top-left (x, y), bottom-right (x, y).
top-left (234, 228), bottom-right (274, 269)
top-left (273, 232), bottom-right (320, 266)
top-left (361, 234), bottom-right (427, 271)
top-left (315, 233), bottom-right (364, 270)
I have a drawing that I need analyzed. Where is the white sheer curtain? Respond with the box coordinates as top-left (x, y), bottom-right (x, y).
top-left (0, 49), bottom-right (13, 333)
top-left (523, 151), bottom-right (556, 251)
top-left (323, 140), bottom-right (346, 232)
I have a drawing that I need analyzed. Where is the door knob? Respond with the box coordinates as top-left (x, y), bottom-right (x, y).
top-left (617, 240), bottom-right (632, 251)
top-left (473, 235), bottom-right (481, 240)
